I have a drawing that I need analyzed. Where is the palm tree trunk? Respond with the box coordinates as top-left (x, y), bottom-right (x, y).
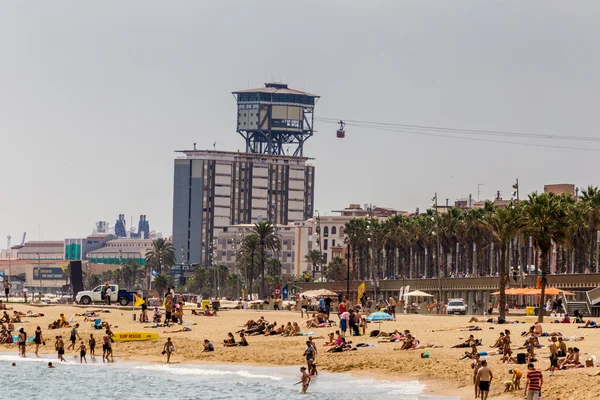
top-left (499, 243), bottom-right (508, 318)
top-left (249, 250), bottom-right (255, 300)
top-left (537, 248), bottom-right (550, 323)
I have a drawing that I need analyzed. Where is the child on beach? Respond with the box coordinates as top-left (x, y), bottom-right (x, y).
top-left (89, 334), bottom-right (95, 356)
top-left (79, 341), bottom-right (87, 364)
top-left (295, 366), bottom-right (311, 393)
top-left (163, 337), bottom-right (175, 363)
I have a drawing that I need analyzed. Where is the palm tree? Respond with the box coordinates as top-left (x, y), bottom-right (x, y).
top-left (524, 193), bottom-right (569, 322)
top-left (120, 260), bottom-right (144, 289)
top-left (248, 222), bottom-right (281, 298)
top-left (154, 273), bottom-right (170, 297)
top-left (304, 249), bottom-right (323, 280)
top-left (145, 238), bottom-right (176, 274)
top-left (486, 203), bottom-right (525, 318)
top-left (326, 256), bottom-right (346, 281)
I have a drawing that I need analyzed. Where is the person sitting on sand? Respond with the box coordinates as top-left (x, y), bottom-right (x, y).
top-left (0, 311), bottom-right (10, 323)
top-left (325, 337), bottom-right (352, 353)
top-left (490, 332), bottom-right (505, 348)
top-left (323, 332), bottom-right (335, 346)
top-left (533, 322), bottom-right (543, 336)
top-left (58, 314), bottom-right (69, 328)
top-left (400, 334), bottom-right (415, 350)
top-left (560, 347), bottom-right (581, 369)
top-left (461, 344), bottom-right (479, 360)
top-left (202, 305), bottom-right (213, 316)
top-left (452, 334), bottom-right (477, 348)
top-left (238, 332), bottom-right (248, 346)
top-left (223, 332), bottom-right (236, 346)
top-left (202, 339), bottom-right (214, 352)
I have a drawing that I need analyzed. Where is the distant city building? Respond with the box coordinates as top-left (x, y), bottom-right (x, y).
top-left (86, 239), bottom-right (154, 266)
top-left (17, 241), bottom-right (64, 260)
top-left (544, 183), bottom-right (576, 198)
top-left (213, 223), bottom-right (311, 276)
top-left (172, 149), bottom-right (315, 265)
top-left (115, 214), bottom-right (127, 237)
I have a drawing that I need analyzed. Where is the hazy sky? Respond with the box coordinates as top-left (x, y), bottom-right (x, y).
top-left (1, 1), bottom-right (599, 243)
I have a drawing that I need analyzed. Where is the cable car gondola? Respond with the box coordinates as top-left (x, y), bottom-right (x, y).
top-left (336, 120), bottom-right (345, 138)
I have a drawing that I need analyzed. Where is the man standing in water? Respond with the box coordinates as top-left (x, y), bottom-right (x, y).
top-left (17, 328), bottom-right (26, 358)
top-left (475, 359), bottom-right (493, 400)
top-left (102, 329), bottom-right (112, 363)
top-left (56, 335), bottom-right (66, 362)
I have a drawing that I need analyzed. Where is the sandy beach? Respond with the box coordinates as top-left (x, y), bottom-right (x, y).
top-left (2, 303), bottom-right (597, 399)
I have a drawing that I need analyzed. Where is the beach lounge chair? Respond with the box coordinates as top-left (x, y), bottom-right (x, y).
top-left (92, 319), bottom-right (102, 330)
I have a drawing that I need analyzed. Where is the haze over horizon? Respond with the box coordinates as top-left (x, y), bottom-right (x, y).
top-left (1, 1), bottom-right (599, 242)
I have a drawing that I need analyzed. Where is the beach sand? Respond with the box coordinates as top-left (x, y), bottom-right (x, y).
top-left (2, 303), bottom-right (597, 400)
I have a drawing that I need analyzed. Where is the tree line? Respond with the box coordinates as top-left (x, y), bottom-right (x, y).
top-left (337, 186), bottom-right (600, 322)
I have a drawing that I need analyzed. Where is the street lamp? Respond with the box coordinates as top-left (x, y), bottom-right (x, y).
top-left (344, 237), bottom-right (351, 300)
top-left (314, 210), bottom-right (322, 282)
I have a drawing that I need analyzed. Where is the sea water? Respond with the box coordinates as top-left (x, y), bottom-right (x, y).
top-left (0, 354), bottom-right (458, 400)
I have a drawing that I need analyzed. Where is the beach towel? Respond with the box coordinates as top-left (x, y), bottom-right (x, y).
top-left (299, 332), bottom-right (316, 336)
top-left (12, 336), bottom-right (34, 343)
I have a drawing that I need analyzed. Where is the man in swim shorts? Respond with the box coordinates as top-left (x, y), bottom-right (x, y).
top-left (476, 360), bottom-right (493, 400)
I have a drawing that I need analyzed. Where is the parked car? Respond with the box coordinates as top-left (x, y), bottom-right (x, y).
top-left (75, 284), bottom-right (137, 306)
top-left (446, 298), bottom-right (467, 315)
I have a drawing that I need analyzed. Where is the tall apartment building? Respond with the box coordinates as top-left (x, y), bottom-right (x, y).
top-left (172, 150), bottom-right (315, 265)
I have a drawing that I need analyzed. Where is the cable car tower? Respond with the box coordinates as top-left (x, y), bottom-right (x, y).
top-left (232, 83), bottom-right (320, 156)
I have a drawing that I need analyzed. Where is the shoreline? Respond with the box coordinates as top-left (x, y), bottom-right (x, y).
top-left (0, 346), bottom-right (486, 399)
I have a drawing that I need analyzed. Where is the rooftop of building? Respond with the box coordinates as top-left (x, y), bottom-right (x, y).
top-left (232, 82), bottom-right (319, 98)
top-left (22, 241), bottom-right (64, 247)
top-left (175, 149), bottom-right (312, 162)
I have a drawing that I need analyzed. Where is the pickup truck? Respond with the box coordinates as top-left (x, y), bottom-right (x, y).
top-left (75, 284), bottom-right (137, 306)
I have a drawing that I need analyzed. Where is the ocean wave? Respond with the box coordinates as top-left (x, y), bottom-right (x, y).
top-left (0, 355), bottom-right (50, 364)
top-left (136, 364), bottom-right (282, 381)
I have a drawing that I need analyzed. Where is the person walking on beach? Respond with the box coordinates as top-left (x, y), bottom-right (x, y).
top-left (4, 280), bottom-right (11, 302)
top-left (294, 366), bottom-right (311, 394)
top-left (324, 296), bottom-right (332, 318)
top-left (475, 360), bottom-right (493, 400)
top-left (78, 341), bottom-right (87, 364)
top-left (34, 326), bottom-right (44, 357)
top-left (471, 353), bottom-right (482, 399)
top-left (388, 295), bottom-right (396, 318)
top-left (88, 334), bottom-right (96, 357)
top-left (525, 363), bottom-right (542, 400)
top-left (163, 337), bottom-right (175, 363)
top-left (300, 296), bottom-right (309, 319)
top-left (67, 324), bottom-right (81, 351)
